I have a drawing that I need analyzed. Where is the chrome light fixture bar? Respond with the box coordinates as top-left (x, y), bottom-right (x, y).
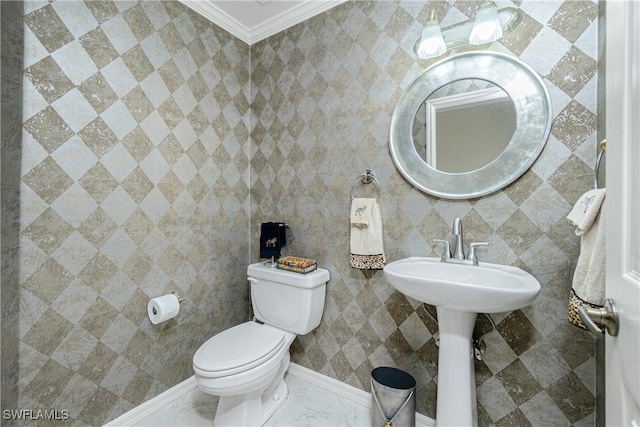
top-left (414, 6), bottom-right (521, 59)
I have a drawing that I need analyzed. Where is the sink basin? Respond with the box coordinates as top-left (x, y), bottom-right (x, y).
top-left (383, 256), bottom-right (541, 313)
top-left (384, 257), bottom-right (541, 426)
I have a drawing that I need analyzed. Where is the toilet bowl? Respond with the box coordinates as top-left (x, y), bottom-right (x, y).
top-left (193, 262), bottom-right (329, 427)
top-left (193, 322), bottom-right (296, 426)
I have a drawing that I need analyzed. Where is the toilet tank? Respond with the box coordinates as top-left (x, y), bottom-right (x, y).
top-left (247, 262), bottom-right (329, 335)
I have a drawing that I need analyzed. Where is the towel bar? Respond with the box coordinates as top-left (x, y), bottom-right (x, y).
top-left (350, 169), bottom-right (381, 200)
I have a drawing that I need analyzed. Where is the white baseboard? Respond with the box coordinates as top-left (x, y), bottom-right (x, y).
top-left (103, 376), bottom-right (198, 427)
top-left (103, 363), bottom-right (436, 427)
top-left (287, 363), bottom-right (436, 427)
top-left (287, 362), bottom-right (373, 408)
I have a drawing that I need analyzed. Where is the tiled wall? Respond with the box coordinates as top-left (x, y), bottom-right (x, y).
top-left (3, 1), bottom-right (251, 425)
top-left (250, 0), bottom-right (599, 425)
top-left (1, 0), bottom-right (601, 425)
top-left (1, 0), bottom-right (25, 416)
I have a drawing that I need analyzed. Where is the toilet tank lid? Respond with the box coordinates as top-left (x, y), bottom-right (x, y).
top-left (247, 262), bottom-right (330, 288)
top-left (193, 322), bottom-right (285, 374)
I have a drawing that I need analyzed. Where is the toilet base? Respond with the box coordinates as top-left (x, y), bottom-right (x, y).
top-left (214, 379), bottom-right (288, 427)
top-left (261, 380), bottom-right (288, 423)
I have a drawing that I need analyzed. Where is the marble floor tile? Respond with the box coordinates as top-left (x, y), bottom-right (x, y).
top-left (264, 375), bottom-right (371, 427)
top-left (138, 373), bottom-right (371, 427)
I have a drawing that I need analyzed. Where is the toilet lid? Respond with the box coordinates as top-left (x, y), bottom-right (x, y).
top-left (193, 322), bottom-right (286, 376)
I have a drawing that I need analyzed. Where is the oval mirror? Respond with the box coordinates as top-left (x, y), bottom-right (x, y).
top-left (390, 51), bottom-right (552, 199)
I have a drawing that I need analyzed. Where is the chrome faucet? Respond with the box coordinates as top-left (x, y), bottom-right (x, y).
top-left (433, 218), bottom-right (489, 266)
top-left (452, 218), bottom-right (465, 260)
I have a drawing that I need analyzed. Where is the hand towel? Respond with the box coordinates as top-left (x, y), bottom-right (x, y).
top-left (567, 189), bottom-right (606, 236)
top-left (260, 222), bottom-right (287, 259)
top-left (350, 199), bottom-right (385, 270)
top-left (567, 189), bottom-right (606, 330)
top-left (350, 198), bottom-right (375, 226)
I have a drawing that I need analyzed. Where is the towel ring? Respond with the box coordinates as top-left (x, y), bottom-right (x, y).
top-left (350, 169), bottom-right (381, 200)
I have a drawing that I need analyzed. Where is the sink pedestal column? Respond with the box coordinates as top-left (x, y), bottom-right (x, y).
top-left (435, 307), bottom-right (478, 427)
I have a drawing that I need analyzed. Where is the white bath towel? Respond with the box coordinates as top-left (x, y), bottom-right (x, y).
top-left (567, 189), bottom-right (606, 330)
top-left (350, 198), bottom-right (374, 226)
top-left (350, 198), bottom-right (385, 270)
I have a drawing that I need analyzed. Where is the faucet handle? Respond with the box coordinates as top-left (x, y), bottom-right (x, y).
top-left (468, 242), bottom-right (489, 265)
top-left (433, 239), bottom-right (451, 262)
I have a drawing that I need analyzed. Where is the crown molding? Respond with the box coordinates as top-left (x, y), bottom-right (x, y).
top-left (180, 0), bottom-right (252, 44)
top-left (180, 0), bottom-right (348, 45)
top-left (249, 0), bottom-right (348, 44)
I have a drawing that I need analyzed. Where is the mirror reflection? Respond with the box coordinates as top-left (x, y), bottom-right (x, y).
top-left (412, 80), bottom-right (516, 173)
top-left (389, 51), bottom-right (553, 199)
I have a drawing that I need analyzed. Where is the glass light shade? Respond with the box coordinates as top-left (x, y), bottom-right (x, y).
top-left (469, 2), bottom-right (503, 45)
top-left (417, 19), bottom-right (446, 59)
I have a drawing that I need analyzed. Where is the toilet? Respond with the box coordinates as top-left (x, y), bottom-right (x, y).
top-left (192, 261), bottom-right (330, 427)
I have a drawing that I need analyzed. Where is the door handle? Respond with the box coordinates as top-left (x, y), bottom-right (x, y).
top-left (578, 298), bottom-right (619, 336)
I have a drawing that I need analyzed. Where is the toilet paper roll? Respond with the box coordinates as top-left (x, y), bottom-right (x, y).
top-left (147, 294), bottom-right (180, 324)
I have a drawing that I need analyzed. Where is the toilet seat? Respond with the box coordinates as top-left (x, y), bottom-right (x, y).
top-left (193, 322), bottom-right (286, 378)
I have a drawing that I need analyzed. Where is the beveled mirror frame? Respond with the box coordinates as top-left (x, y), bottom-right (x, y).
top-left (389, 51), bottom-right (552, 199)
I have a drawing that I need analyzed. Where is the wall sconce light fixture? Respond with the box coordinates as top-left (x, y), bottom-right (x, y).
top-left (469, 1), bottom-right (503, 44)
top-left (415, 3), bottom-right (521, 59)
top-left (417, 11), bottom-right (446, 59)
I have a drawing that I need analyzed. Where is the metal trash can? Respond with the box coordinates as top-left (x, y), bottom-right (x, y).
top-left (371, 367), bottom-right (416, 427)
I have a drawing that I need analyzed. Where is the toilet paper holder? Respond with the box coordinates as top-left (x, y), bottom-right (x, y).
top-left (171, 291), bottom-right (185, 303)
top-left (150, 291), bottom-right (184, 316)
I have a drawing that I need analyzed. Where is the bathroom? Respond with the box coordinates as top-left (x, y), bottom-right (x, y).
top-left (1, 0), bottom-right (637, 426)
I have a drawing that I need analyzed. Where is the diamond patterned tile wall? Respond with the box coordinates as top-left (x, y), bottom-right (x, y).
top-left (250, 0), bottom-right (599, 425)
top-left (7, 1), bottom-right (251, 425)
top-left (3, 0), bottom-right (600, 425)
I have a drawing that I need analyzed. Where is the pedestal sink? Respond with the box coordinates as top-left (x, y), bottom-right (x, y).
top-left (383, 257), bottom-right (541, 427)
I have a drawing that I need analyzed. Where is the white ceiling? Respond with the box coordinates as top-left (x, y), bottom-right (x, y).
top-left (180, 0), bottom-right (348, 45)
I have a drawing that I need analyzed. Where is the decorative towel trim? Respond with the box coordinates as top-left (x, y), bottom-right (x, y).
top-left (568, 288), bottom-right (604, 331)
top-left (350, 254), bottom-right (385, 270)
